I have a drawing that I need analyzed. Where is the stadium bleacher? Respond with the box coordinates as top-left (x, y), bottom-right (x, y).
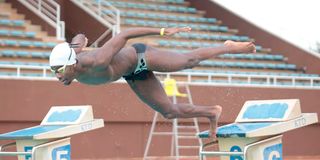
top-left (110, 0), bottom-right (307, 76)
top-left (0, 1), bottom-right (60, 78)
top-left (120, 11), bottom-right (218, 24)
top-left (0, 0), bottom-right (318, 87)
top-left (105, 1), bottom-right (197, 13)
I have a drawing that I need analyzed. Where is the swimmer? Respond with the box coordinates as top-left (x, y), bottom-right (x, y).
top-left (49, 27), bottom-right (256, 138)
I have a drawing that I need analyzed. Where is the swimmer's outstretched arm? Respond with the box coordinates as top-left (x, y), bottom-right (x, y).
top-left (94, 27), bottom-right (191, 67)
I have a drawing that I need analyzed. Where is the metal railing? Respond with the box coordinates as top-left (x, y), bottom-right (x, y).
top-left (157, 72), bottom-right (320, 89)
top-left (1, 64), bottom-right (320, 89)
top-left (71, 0), bottom-right (120, 47)
top-left (17, 0), bottom-right (65, 40)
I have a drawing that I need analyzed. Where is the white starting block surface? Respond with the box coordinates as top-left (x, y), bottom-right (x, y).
top-left (198, 99), bottom-right (318, 160)
top-left (0, 105), bottom-right (104, 160)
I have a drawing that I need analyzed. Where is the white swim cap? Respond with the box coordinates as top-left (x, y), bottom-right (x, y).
top-left (49, 42), bottom-right (77, 67)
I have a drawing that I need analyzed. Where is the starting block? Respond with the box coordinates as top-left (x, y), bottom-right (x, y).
top-left (0, 105), bottom-right (104, 160)
top-left (198, 99), bottom-right (318, 160)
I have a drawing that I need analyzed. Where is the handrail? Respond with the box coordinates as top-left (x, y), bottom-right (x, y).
top-left (71, 0), bottom-right (120, 47)
top-left (17, 0), bottom-right (65, 40)
top-left (0, 64), bottom-right (320, 89)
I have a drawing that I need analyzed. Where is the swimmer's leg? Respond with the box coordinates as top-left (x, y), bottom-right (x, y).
top-left (146, 40), bottom-right (256, 72)
top-left (126, 72), bottom-right (222, 138)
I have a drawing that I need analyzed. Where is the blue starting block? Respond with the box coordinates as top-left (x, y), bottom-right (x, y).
top-left (0, 105), bottom-right (104, 160)
top-left (198, 99), bottom-right (318, 160)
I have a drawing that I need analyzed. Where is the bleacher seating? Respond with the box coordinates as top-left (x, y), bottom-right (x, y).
top-left (181, 69), bottom-right (319, 77)
top-left (0, 39), bottom-right (57, 48)
top-left (174, 33), bottom-right (250, 41)
top-left (0, 19), bottom-right (24, 27)
top-left (157, 40), bottom-right (263, 51)
top-left (0, 1), bottom-right (60, 78)
top-left (218, 53), bottom-right (284, 61)
top-left (198, 60), bottom-right (296, 70)
top-left (119, 11), bottom-right (218, 24)
top-left (105, 0), bottom-right (310, 79)
top-left (105, 1), bottom-right (197, 13)
top-left (0, 29), bottom-right (36, 38)
top-left (0, 61), bottom-right (47, 66)
top-left (123, 19), bottom-right (230, 32)
top-left (0, 50), bottom-right (50, 59)
top-left (0, 0), bottom-right (319, 88)
top-left (152, 0), bottom-right (185, 4)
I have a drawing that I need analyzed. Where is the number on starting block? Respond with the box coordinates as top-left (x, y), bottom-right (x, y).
top-left (24, 146), bottom-right (33, 160)
top-left (230, 145), bottom-right (243, 160)
top-left (263, 143), bottom-right (282, 160)
top-left (52, 144), bottom-right (71, 160)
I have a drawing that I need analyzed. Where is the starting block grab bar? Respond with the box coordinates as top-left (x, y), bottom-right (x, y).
top-left (0, 138), bottom-right (69, 158)
top-left (0, 152), bottom-right (31, 156)
top-left (198, 99), bottom-right (318, 160)
top-left (0, 105), bottom-right (104, 160)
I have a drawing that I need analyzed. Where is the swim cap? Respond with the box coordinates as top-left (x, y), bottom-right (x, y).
top-left (49, 42), bottom-right (76, 67)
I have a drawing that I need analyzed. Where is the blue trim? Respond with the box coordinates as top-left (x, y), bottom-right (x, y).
top-left (52, 144), bottom-right (71, 160)
top-left (242, 103), bottom-right (288, 119)
top-left (198, 123), bottom-right (273, 138)
top-left (217, 123), bottom-right (272, 137)
top-left (0, 125), bottom-right (65, 140)
top-left (46, 109), bottom-right (82, 123)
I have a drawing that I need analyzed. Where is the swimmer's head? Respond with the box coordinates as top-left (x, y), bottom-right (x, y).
top-left (50, 42), bottom-right (76, 67)
top-left (50, 42), bottom-right (77, 85)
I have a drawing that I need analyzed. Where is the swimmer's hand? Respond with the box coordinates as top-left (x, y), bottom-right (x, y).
top-left (165, 27), bottom-right (191, 36)
top-left (84, 37), bottom-right (88, 47)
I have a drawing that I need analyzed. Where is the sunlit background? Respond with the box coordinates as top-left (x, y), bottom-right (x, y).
top-left (214, 0), bottom-right (320, 53)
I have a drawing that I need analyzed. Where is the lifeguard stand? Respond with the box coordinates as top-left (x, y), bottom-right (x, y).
top-left (144, 78), bottom-right (202, 160)
top-left (0, 105), bottom-right (104, 160)
top-left (198, 99), bottom-right (318, 160)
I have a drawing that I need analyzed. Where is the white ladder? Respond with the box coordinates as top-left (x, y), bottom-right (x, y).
top-left (143, 79), bottom-right (203, 160)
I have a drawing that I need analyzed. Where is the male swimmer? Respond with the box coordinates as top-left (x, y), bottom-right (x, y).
top-left (49, 27), bottom-right (256, 138)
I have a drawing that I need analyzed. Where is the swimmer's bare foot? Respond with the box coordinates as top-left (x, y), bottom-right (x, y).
top-left (208, 105), bottom-right (222, 140)
top-left (224, 40), bottom-right (256, 54)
